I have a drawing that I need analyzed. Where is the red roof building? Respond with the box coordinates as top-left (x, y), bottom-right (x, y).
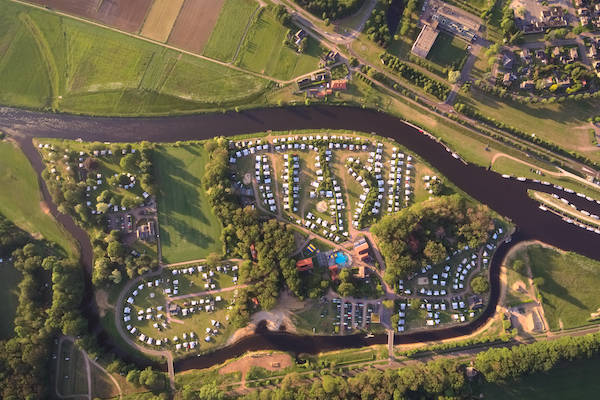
top-left (331, 79), bottom-right (347, 90)
top-left (329, 264), bottom-right (339, 280)
top-left (296, 258), bottom-right (314, 271)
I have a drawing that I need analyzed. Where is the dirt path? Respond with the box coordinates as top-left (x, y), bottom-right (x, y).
top-left (168, 283), bottom-right (248, 301)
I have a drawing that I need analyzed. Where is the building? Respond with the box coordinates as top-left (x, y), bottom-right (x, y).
top-left (296, 258), bottom-right (314, 271)
top-left (330, 79), bottom-right (347, 90)
top-left (411, 22), bottom-right (439, 58)
top-left (520, 80), bottom-right (534, 90)
top-left (354, 238), bottom-right (371, 263)
top-left (136, 221), bottom-right (156, 242)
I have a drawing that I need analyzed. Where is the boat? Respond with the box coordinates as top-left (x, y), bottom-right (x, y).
top-left (501, 174), bottom-right (510, 179)
top-left (517, 177), bottom-right (526, 181)
top-left (365, 333), bottom-right (374, 338)
top-left (539, 205), bottom-right (548, 211)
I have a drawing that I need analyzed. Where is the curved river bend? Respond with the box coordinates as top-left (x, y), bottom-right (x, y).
top-left (1, 105), bottom-right (599, 371)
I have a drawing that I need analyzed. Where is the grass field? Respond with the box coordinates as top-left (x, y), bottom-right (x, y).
top-left (524, 245), bottom-right (600, 331)
top-left (427, 32), bottom-right (468, 71)
top-left (483, 357), bottom-right (600, 399)
top-left (0, 141), bottom-right (77, 257)
top-left (154, 143), bottom-right (223, 263)
top-left (463, 90), bottom-right (600, 163)
top-left (0, 262), bottom-right (21, 339)
top-left (202, 0), bottom-right (259, 62)
top-left (0, 0), bottom-right (270, 115)
top-left (235, 7), bottom-right (322, 80)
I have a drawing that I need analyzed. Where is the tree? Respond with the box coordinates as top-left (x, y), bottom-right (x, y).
top-left (512, 259), bottom-right (525, 274)
top-left (448, 70), bottom-right (461, 84)
top-left (470, 275), bottom-right (490, 294)
top-left (126, 369), bottom-right (141, 385)
top-left (138, 367), bottom-right (165, 391)
top-left (109, 269), bottom-right (122, 284)
top-left (120, 153), bottom-right (138, 172)
top-left (424, 241), bottom-right (447, 265)
top-left (107, 241), bottom-right (125, 262)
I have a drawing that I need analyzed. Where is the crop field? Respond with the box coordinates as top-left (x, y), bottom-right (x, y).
top-left (0, 1), bottom-right (270, 115)
top-left (140, 0), bottom-right (185, 42)
top-left (154, 143), bottom-right (223, 263)
top-left (0, 141), bottom-right (77, 257)
top-left (202, 0), bottom-right (258, 62)
top-left (0, 263), bottom-right (21, 339)
top-left (525, 245), bottom-right (600, 331)
top-left (235, 7), bottom-right (321, 80)
top-left (27, 0), bottom-right (153, 33)
top-left (168, 0), bottom-right (226, 55)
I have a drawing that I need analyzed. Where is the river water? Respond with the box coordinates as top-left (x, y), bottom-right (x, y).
top-left (1, 105), bottom-right (599, 371)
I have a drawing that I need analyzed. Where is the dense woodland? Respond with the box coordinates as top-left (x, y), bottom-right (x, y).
top-left (372, 195), bottom-right (494, 286)
top-left (294, 0), bottom-right (365, 20)
top-left (0, 214), bottom-right (85, 398)
top-left (203, 138), bottom-right (325, 329)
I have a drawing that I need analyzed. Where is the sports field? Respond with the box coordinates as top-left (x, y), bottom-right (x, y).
top-left (427, 32), bottom-right (468, 70)
top-left (235, 7), bottom-right (322, 80)
top-left (0, 141), bottom-right (77, 257)
top-left (524, 245), bottom-right (600, 331)
top-left (0, 262), bottom-right (21, 339)
top-left (0, 1), bottom-right (270, 115)
top-left (140, 0), bottom-right (185, 42)
top-left (169, 0), bottom-right (227, 55)
top-left (202, 0), bottom-right (259, 62)
top-left (154, 143), bottom-right (223, 263)
top-left (483, 357), bottom-right (600, 399)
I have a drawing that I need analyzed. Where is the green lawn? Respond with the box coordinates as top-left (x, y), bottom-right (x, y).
top-left (235, 7), bottom-right (322, 80)
top-left (0, 141), bottom-right (77, 257)
top-left (482, 357), bottom-right (600, 399)
top-left (427, 32), bottom-right (468, 71)
top-left (463, 90), bottom-right (600, 163)
top-left (154, 143), bottom-right (223, 263)
top-left (526, 245), bottom-right (600, 331)
top-left (202, 0), bottom-right (259, 62)
top-left (0, 0), bottom-right (270, 115)
top-left (0, 263), bottom-right (21, 339)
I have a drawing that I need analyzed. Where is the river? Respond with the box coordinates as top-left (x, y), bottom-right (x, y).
top-left (1, 105), bottom-right (599, 371)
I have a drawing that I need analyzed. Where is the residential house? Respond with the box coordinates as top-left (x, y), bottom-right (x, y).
top-left (136, 221), bottom-right (156, 242)
top-left (520, 80), bottom-right (535, 90)
top-left (569, 47), bottom-right (579, 62)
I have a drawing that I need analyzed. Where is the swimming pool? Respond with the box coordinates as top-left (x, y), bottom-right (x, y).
top-left (334, 251), bottom-right (348, 265)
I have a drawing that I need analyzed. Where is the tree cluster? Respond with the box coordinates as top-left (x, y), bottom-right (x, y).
top-left (380, 53), bottom-right (451, 100)
top-left (294, 0), bottom-right (365, 20)
top-left (372, 195), bottom-right (494, 286)
top-left (0, 215), bottom-right (86, 399)
top-left (365, 0), bottom-right (392, 46)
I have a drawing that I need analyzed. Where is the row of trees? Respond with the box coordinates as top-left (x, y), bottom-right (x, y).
top-left (372, 195), bottom-right (494, 286)
top-left (294, 0), bottom-right (365, 20)
top-left (364, 0), bottom-right (393, 47)
top-left (380, 53), bottom-right (451, 100)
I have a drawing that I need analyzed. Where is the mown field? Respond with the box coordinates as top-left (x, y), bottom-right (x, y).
top-left (0, 0), bottom-right (270, 115)
top-left (525, 245), bottom-right (600, 331)
top-left (0, 141), bottom-right (77, 257)
top-left (140, 0), bottom-right (185, 42)
top-left (427, 32), bottom-right (468, 70)
top-left (154, 143), bottom-right (223, 263)
top-left (235, 7), bottom-right (322, 80)
top-left (483, 356), bottom-right (600, 399)
top-left (202, 0), bottom-right (259, 62)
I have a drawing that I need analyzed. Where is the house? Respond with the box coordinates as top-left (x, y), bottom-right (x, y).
top-left (294, 29), bottom-right (307, 45)
top-left (136, 221), bottom-right (156, 242)
top-left (249, 243), bottom-right (258, 261)
top-left (330, 79), bottom-right (347, 90)
top-left (551, 47), bottom-right (561, 58)
top-left (569, 47), bottom-right (579, 61)
top-left (502, 73), bottom-right (513, 87)
top-left (296, 257), bottom-right (314, 271)
top-left (588, 45), bottom-right (598, 60)
top-left (535, 49), bottom-right (547, 64)
top-left (501, 54), bottom-right (514, 71)
top-left (520, 48), bottom-right (531, 63)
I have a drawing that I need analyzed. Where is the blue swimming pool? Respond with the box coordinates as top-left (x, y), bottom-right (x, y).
top-left (335, 251), bottom-right (348, 265)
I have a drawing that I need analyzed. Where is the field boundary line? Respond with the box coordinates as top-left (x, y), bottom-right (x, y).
top-left (231, 3), bottom-right (263, 64)
top-left (10, 0), bottom-right (286, 84)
